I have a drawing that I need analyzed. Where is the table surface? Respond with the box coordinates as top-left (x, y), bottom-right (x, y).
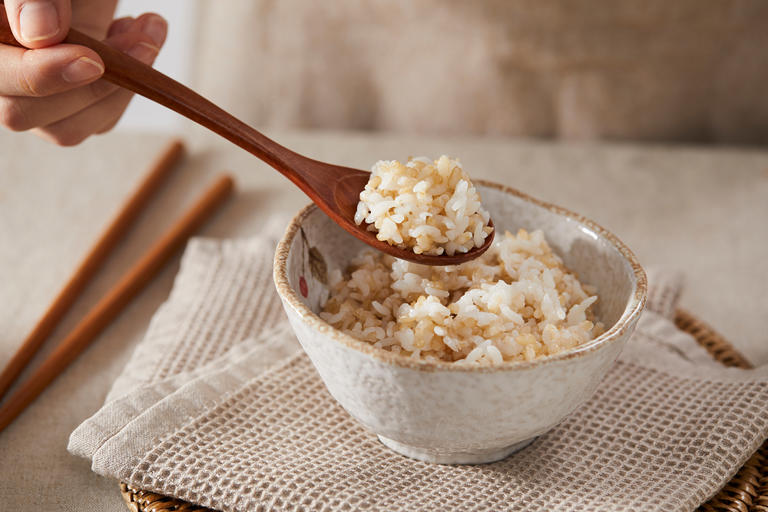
top-left (1, 128), bottom-right (767, 510)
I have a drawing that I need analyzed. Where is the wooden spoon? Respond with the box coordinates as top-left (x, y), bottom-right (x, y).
top-left (0, 11), bottom-right (494, 265)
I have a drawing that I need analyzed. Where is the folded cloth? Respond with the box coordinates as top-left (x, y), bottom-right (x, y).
top-left (69, 235), bottom-right (768, 512)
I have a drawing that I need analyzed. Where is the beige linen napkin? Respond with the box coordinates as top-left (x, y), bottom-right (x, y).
top-left (69, 235), bottom-right (768, 512)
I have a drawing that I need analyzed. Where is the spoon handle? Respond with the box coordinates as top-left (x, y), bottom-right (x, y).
top-left (0, 7), bottom-right (322, 193)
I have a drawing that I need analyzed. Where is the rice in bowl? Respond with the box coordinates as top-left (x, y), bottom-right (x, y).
top-left (354, 156), bottom-right (492, 256)
top-left (320, 229), bottom-right (603, 365)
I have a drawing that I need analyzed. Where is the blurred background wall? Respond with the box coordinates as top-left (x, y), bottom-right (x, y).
top-left (118, 1), bottom-right (768, 145)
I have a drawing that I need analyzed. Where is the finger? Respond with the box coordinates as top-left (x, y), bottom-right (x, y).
top-left (33, 30), bottom-right (163, 144)
top-left (129, 12), bottom-right (167, 47)
top-left (0, 17), bottom-right (164, 131)
top-left (68, 0), bottom-right (121, 40)
top-left (0, 10), bottom-right (164, 97)
top-left (4, 0), bottom-right (71, 48)
top-left (93, 84), bottom-right (136, 134)
top-left (107, 16), bottom-right (133, 38)
top-left (33, 84), bottom-right (133, 145)
top-left (0, 42), bottom-right (103, 96)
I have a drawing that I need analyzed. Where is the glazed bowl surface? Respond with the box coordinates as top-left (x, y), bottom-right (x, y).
top-left (273, 180), bottom-right (646, 464)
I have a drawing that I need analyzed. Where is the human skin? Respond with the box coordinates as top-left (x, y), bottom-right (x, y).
top-left (0, 0), bottom-right (167, 145)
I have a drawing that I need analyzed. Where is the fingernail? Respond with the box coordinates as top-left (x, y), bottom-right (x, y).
top-left (19, 1), bottom-right (60, 42)
top-left (62, 57), bottom-right (104, 83)
top-left (127, 41), bottom-right (159, 62)
top-left (143, 15), bottom-right (167, 47)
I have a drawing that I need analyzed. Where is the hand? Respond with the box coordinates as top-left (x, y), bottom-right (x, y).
top-left (0, 0), bottom-right (167, 145)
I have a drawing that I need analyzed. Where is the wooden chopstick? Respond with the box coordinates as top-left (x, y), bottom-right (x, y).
top-left (0, 139), bottom-right (184, 402)
top-left (0, 174), bottom-right (235, 434)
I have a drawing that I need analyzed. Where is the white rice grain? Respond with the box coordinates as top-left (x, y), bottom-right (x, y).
top-left (355, 156), bottom-right (492, 256)
top-left (320, 229), bottom-right (603, 365)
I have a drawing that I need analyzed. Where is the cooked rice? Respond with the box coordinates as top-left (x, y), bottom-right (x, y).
top-left (320, 229), bottom-right (603, 365)
top-left (354, 156), bottom-right (492, 256)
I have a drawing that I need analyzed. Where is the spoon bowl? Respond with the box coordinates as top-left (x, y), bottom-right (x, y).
top-left (332, 172), bottom-right (495, 264)
top-left (0, 9), bottom-right (493, 265)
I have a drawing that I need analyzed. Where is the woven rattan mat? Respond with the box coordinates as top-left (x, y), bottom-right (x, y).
top-left (119, 309), bottom-right (768, 512)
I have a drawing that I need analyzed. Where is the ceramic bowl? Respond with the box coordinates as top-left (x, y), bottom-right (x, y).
top-left (273, 180), bottom-right (646, 464)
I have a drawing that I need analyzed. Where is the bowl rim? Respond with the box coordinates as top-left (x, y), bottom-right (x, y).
top-left (273, 179), bottom-right (647, 373)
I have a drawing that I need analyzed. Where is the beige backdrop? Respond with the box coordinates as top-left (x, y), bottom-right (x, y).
top-left (191, 1), bottom-right (768, 144)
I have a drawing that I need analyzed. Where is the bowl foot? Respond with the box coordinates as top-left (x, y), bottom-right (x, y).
top-left (377, 435), bottom-right (537, 465)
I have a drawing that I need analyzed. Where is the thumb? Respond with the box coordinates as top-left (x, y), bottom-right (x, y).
top-left (4, 0), bottom-right (71, 48)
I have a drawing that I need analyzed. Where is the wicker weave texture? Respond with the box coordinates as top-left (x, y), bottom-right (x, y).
top-left (120, 310), bottom-right (766, 512)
